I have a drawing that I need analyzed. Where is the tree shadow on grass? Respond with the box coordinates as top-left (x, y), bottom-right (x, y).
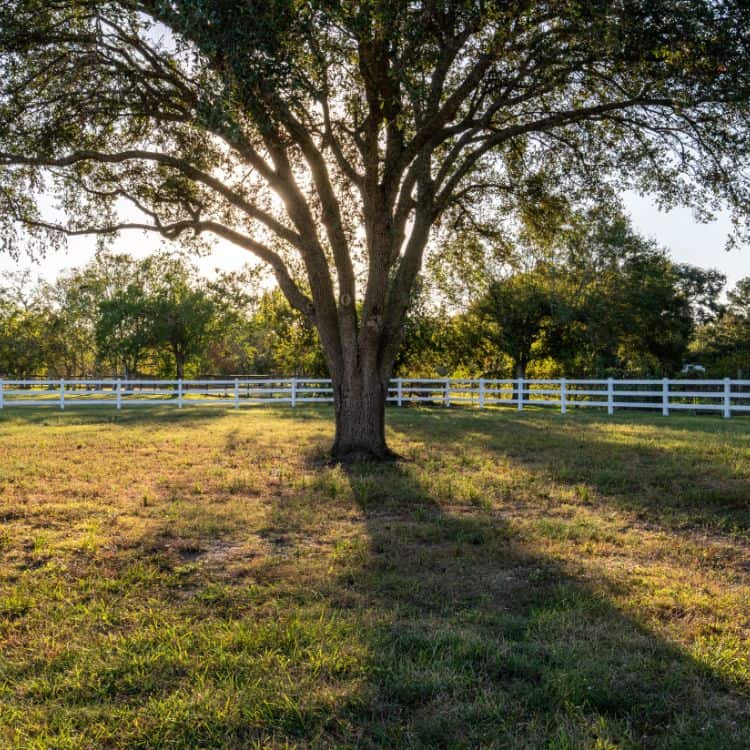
top-left (384, 407), bottom-right (750, 538)
top-left (253, 457), bottom-right (748, 748)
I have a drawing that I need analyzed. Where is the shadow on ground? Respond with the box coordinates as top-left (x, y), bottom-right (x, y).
top-left (3, 406), bottom-right (749, 748)
top-left (382, 407), bottom-right (750, 537)
top-left (259, 457), bottom-right (748, 748)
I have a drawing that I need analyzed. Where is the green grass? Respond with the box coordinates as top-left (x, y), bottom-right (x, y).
top-left (1, 405), bottom-right (749, 749)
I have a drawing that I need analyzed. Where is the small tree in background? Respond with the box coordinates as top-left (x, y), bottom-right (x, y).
top-left (473, 274), bottom-right (552, 381)
top-left (95, 254), bottom-right (221, 379)
top-left (0, 272), bottom-right (47, 378)
top-left (147, 259), bottom-right (216, 379)
top-left (248, 290), bottom-right (328, 378)
top-left (691, 277), bottom-right (750, 377)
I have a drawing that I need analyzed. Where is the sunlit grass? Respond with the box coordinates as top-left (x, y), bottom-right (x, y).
top-left (1, 406), bottom-right (749, 748)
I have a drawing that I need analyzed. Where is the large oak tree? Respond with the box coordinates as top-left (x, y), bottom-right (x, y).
top-left (2, 1), bottom-right (750, 458)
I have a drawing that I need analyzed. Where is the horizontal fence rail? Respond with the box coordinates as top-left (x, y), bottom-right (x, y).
top-left (0, 377), bottom-right (749, 418)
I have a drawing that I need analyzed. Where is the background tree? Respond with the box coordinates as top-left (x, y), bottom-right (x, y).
top-left (472, 273), bottom-right (552, 381)
top-left (38, 271), bottom-right (104, 377)
top-left (691, 277), bottom-right (750, 377)
top-left (146, 258), bottom-right (216, 379)
top-left (728, 278), bottom-right (750, 314)
top-left (544, 248), bottom-right (694, 377)
top-left (95, 282), bottom-right (155, 378)
top-left (199, 268), bottom-right (264, 376)
top-left (94, 254), bottom-right (225, 378)
top-left (607, 251), bottom-right (693, 376)
top-left (674, 265), bottom-right (726, 327)
top-left (0, 245), bottom-right (744, 381)
top-left (0, 272), bottom-right (47, 378)
top-left (392, 277), bottom-right (470, 377)
top-left (437, 207), bottom-right (710, 378)
top-left (247, 290), bottom-right (328, 378)
top-left (3, 0), bottom-right (750, 457)
top-left (49, 252), bottom-right (147, 376)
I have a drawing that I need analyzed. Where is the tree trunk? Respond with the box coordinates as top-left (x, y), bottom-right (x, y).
top-left (312, 209), bottom-right (432, 462)
top-left (330, 362), bottom-right (393, 462)
top-left (512, 360), bottom-right (527, 403)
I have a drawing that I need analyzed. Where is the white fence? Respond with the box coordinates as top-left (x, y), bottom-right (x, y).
top-left (0, 377), bottom-right (749, 418)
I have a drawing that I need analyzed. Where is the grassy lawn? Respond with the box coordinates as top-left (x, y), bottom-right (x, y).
top-left (0, 405), bottom-right (749, 749)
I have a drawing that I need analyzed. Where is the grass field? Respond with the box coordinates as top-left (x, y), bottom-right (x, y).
top-left (0, 405), bottom-right (749, 749)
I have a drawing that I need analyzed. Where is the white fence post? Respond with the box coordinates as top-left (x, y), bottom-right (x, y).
top-left (560, 378), bottom-right (567, 414)
top-left (443, 379), bottom-right (451, 407)
top-left (397, 377), bottom-right (403, 407)
top-left (0, 377), bottom-right (3, 410)
top-left (607, 377), bottom-right (614, 415)
top-left (479, 378), bottom-right (485, 409)
top-left (724, 378), bottom-right (732, 419)
top-left (517, 377), bottom-right (524, 411)
top-left (177, 379), bottom-right (183, 408)
top-left (234, 378), bottom-right (239, 409)
top-left (59, 378), bottom-right (65, 411)
top-left (662, 378), bottom-right (669, 416)
top-left (291, 378), bottom-right (297, 407)
top-left (116, 379), bottom-right (122, 410)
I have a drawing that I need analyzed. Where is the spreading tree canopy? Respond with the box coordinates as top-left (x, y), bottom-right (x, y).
top-left (2, 1), bottom-right (750, 458)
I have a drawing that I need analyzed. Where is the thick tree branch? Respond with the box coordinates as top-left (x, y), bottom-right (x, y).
top-left (18, 215), bottom-right (315, 320)
top-left (433, 97), bottom-right (677, 213)
top-left (0, 149), bottom-right (306, 250)
top-left (267, 97), bottom-right (357, 310)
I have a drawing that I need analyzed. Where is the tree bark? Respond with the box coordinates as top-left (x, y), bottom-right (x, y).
top-left (512, 360), bottom-right (527, 403)
top-left (330, 359), bottom-right (394, 462)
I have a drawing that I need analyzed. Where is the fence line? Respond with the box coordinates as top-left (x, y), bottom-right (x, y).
top-left (0, 377), bottom-right (749, 418)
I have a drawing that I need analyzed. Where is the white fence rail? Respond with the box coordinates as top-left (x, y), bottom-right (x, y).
top-left (1, 377), bottom-right (749, 418)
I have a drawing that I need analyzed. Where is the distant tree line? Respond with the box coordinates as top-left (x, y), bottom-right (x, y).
top-left (0, 252), bottom-right (326, 379)
top-left (1, 214), bottom-right (748, 380)
top-left (399, 209), bottom-right (749, 379)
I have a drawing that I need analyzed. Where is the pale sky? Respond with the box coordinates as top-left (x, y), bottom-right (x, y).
top-left (1, 191), bottom-right (747, 290)
top-left (624, 193), bottom-right (747, 288)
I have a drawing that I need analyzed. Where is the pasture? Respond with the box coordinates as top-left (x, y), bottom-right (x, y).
top-left (0, 406), bottom-right (749, 749)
